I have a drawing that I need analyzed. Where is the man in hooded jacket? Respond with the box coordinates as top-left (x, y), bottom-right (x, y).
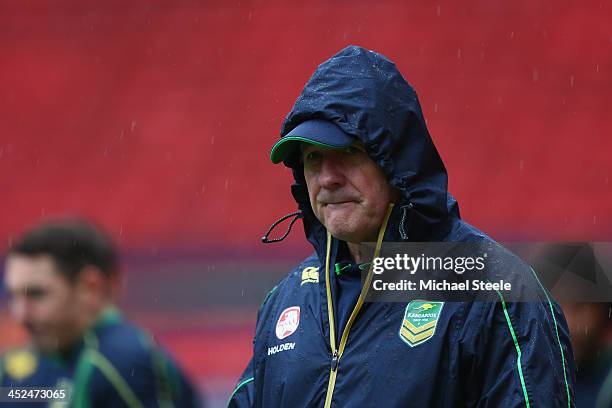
top-left (228, 46), bottom-right (575, 407)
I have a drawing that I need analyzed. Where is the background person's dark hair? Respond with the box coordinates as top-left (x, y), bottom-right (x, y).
top-left (8, 219), bottom-right (118, 282)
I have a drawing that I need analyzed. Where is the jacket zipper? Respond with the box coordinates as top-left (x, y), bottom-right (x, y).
top-left (322, 204), bottom-right (394, 408)
top-left (324, 350), bottom-right (340, 408)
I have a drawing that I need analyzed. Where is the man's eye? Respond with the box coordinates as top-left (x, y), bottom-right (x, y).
top-left (343, 146), bottom-right (362, 155)
top-left (305, 151), bottom-right (321, 162)
top-left (24, 287), bottom-right (46, 300)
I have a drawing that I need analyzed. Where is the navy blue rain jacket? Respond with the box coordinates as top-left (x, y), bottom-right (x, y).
top-left (229, 45), bottom-right (576, 408)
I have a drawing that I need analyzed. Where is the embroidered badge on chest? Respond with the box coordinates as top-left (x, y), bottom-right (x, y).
top-left (276, 306), bottom-right (301, 339)
top-left (399, 301), bottom-right (444, 347)
top-left (301, 266), bottom-right (319, 285)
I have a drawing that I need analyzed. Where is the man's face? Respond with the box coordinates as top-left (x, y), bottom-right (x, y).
top-left (302, 144), bottom-right (395, 243)
top-left (4, 255), bottom-right (82, 353)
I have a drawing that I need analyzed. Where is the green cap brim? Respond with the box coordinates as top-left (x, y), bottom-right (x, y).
top-left (269, 137), bottom-right (347, 164)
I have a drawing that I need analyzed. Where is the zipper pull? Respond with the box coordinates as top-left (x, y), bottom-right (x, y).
top-left (331, 350), bottom-right (339, 371)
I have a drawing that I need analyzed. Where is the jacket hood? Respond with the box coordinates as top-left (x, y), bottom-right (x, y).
top-left (276, 45), bottom-right (456, 258)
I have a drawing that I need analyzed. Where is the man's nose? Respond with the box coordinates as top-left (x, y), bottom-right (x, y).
top-left (318, 156), bottom-right (345, 188)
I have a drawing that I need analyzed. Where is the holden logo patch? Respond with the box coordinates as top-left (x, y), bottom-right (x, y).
top-left (275, 306), bottom-right (300, 339)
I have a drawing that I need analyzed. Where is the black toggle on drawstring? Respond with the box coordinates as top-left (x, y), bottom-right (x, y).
top-left (261, 211), bottom-right (303, 243)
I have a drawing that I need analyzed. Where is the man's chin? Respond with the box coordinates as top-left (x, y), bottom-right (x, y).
top-left (325, 223), bottom-right (363, 243)
top-left (323, 216), bottom-right (379, 244)
top-left (31, 335), bottom-right (63, 354)
top-left (322, 206), bottom-right (357, 225)
top-left (33, 342), bottom-right (56, 354)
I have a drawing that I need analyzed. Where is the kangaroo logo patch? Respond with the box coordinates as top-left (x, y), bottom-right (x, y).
top-left (399, 301), bottom-right (444, 347)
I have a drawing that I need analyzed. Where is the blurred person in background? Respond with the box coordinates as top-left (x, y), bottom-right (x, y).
top-left (532, 243), bottom-right (612, 407)
top-left (563, 302), bottom-right (612, 407)
top-left (229, 46), bottom-right (575, 407)
top-left (0, 219), bottom-right (202, 407)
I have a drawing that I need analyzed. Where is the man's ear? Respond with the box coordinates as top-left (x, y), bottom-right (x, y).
top-left (75, 267), bottom-right (107, 299)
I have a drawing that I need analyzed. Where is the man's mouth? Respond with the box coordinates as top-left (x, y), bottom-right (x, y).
top-left (24, 323), bottom-right (38, 335)
top-left (324, 201), bottom-right (356, 208)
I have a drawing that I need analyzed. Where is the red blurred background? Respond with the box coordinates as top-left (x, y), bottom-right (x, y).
top-left (1, 1), bottom-right (611, 405)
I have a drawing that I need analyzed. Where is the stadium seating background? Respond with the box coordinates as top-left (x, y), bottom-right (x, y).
top-left (1, 1), bottom-right (611, 405)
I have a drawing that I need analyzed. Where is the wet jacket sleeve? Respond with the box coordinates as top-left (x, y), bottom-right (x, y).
top-left (462, 299), bottom-right (576, 407)
top-left (227, 358), bottom-right (255, 408)
top-left (228, 282), bottom-right (283, 408)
